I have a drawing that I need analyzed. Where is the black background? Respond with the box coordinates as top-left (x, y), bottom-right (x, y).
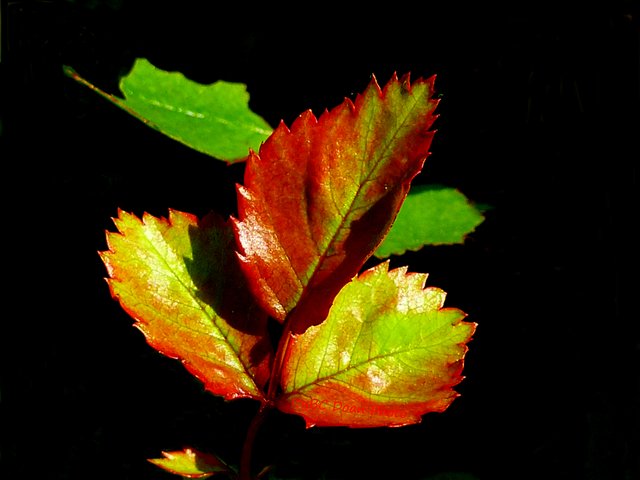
top-left (2, 1), bottom-right (639, 479)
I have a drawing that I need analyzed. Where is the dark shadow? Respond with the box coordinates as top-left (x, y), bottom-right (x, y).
top-left (185, 211), bottom-right (272, 374)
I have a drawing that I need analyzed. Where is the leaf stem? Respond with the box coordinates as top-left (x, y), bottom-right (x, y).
top-left (238, 314), bottom-right (296, 480)
top-left (238, 404), bottom-right (271, 480)
top-left (63, 65), bottom-right (155, 128)
top-left (266, 320), bottom-right (293, 400)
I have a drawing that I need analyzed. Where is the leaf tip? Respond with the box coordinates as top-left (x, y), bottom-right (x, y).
top-left (62, 65), bottom-right (77, 79)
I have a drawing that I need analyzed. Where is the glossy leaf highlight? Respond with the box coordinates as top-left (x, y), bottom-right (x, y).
top-left (100, 209), bottom-right (273, 401)
top-left (277, 261), bottom-right (475, 428)
top-left (64, 58), bottom-right (273, 162)
top-left (234, 73), bottom-right (439, 332)
top-left (375, 185), bottom-right (486, 258)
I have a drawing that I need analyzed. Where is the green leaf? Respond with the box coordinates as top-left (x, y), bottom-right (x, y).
top-left (148, 447), bottom-right (233, 478)
top-left (375, 185), bottom-right (485, 258)
top-left (64, 58), bottom-right (273, 162)
top-left (100, 209), bottom-right (273, 401)
top-left (277, 261), bottom-right (475, 428)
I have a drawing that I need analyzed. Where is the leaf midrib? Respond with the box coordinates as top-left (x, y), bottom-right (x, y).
top-left (287, 313), bottom-right (458, 398)
top-left (127, 92), bottom-right (273, 135)
top-left (298, 89), bottom-right (425, 304)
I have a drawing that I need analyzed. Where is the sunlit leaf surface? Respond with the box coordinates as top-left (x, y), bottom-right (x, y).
top-left (277, 261), bottom-right (475, 428)
top-left (100, 209), bottom-right (273, 401)
top-left (234, 73), bottom-right (439, 332)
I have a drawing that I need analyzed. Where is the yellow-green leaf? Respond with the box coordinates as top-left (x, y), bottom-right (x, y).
top-left (100, 209), bottom-right (273, 401)
top-left (277, 261), bottom-right (475, 428)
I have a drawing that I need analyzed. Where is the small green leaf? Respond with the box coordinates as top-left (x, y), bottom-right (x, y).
top-left (148, 447), bottom-right (233, 478)
top-left (375, 185), bottom-right (485, 258)
top-left (277, 261), bottom-right (475, 428)
top-left (64, 58), bottom-right (273, 162)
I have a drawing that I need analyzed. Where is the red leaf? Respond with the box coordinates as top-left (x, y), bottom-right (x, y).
top-left (233, 74), bottom-right (439, 332)
top-left (100, 209), bottom-right (273, 401)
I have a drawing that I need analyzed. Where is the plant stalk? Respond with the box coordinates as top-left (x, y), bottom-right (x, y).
top-left (266, 320), bottom-right (293, 400)
top-left (238, 317), bottom-right (294, 479)
top-left (238, 404), bottom-right (271, 480)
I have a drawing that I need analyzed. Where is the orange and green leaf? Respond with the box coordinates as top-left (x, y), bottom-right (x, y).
top-left (233, 73), bottom-right (439, 333)
top-left (100, 209), bottom-right (273, 401)
top-left (276, 261), bottom-right (475, 428)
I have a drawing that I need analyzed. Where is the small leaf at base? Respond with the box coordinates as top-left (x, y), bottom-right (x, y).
top-left (148, 447), bottom-right (232, 478)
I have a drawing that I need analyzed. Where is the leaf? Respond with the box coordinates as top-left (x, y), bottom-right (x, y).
top-left (148, 447), bottom-right (233, 478)
top-left (64, 58), bottom-right (273, 162)
top-left (100, 209), bottom-right (273, 401)
top-left (375, 185), bottom-right (486, 258)
top-left (233, 73), bottom-right (439, 332)
top-left (276, 261), bottom-right (475, 428)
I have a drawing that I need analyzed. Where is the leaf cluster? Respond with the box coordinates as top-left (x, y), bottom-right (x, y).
top-left (67, 59), bottom-right (481, 479)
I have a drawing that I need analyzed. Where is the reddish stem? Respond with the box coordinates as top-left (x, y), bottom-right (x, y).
top-left (238, 404), bottom-right (269, 480)
top-left (238, 319), bottom-right (293, 479)
top-left (266, 321), bottom-right (293, 400)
